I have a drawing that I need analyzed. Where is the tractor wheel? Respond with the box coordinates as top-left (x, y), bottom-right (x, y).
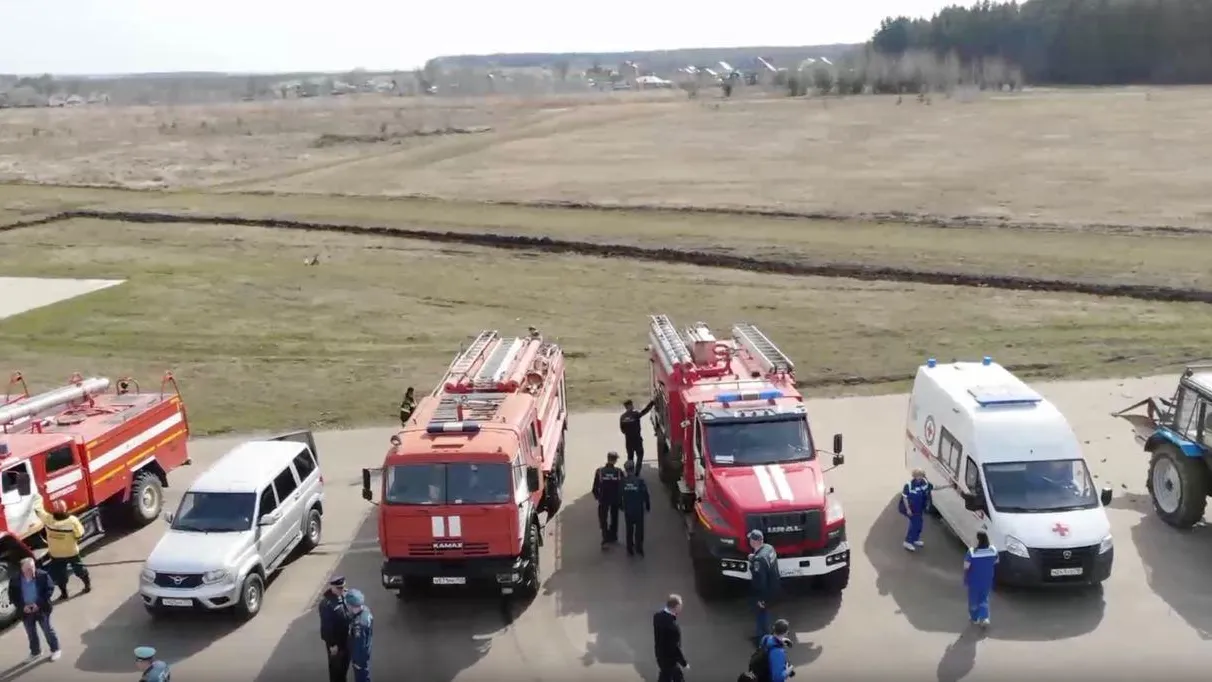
top-left (1147, 443), bottom-right (1209, 529)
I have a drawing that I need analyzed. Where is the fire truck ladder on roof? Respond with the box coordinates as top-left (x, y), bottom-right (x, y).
top-left (651, 314), bottom-right (692, 367)
top-left (472, 336), bottom-right (527, 390)
top-left (732, 323), bottom-right (795, 375)
top-left (446, 330), bottom-right (500, 387)
top-left (431, 393), bottom-right (506, 423)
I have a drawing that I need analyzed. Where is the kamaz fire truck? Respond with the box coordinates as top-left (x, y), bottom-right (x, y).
top-left (0, 371), bottom-right (192, 623)
top-left (362, 329), bottom-right (567, 600)
top-left (646, 315), bottom-right (849, 599)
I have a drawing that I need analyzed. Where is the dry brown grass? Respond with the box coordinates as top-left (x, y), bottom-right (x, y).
top-left (2, 218), bottom-right (1210, 434)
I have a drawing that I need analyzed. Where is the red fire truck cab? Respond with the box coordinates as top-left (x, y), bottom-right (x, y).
top-left (362, 329), bottom-right (567, 600)
top-left (0, 372), bottom-right (192, 623)
top-left (647, 315), bottom-right (849, 599)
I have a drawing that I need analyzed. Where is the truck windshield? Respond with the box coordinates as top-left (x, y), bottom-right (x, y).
top-left (385, 462), bottom-right (513, 505)
top-left (982, 459), bottom-right (1099, 513)
top-left (172, 492), bottom-right (257, 532)
top-left (704, 417), bottom-right (813, 466)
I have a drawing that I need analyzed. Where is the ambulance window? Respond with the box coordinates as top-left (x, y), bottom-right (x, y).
top-left (938, 428), bottom-right (963, 474)
top-left (45, 446), bottom-right (76, 474)
top-left (964, 457), bottom-right (981, 492)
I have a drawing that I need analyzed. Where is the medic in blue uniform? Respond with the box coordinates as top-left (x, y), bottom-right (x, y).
top-left (964, 531), bottom-right (998, 627)
top-left (901, 468), bottom-right (934, 551)
top-left (345, 589), bottom-right (374, 682)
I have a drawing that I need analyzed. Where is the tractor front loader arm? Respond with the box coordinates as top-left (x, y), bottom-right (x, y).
top-left (1112, 397), bottom-right (1172, 446)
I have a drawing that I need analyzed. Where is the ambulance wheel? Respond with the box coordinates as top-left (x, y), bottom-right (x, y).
top-left (0, 563), bottom-right (17, 627)
top-left (300, 508), bottom-right (322, 553)
top-left (236, 573), bottom-right (264, 620)
top-left (818, 565), bottom-right (850, 593)
top-left (1147, 444), bottom-right (1209, 529)
top-left (127, 472), bottom-right (163, 527)
top-left (692, 556), bottom-right (726, 601)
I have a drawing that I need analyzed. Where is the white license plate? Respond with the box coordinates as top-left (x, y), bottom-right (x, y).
top-left (1050, 567), bottom-right (1083, 577)
top-left (160, 598), bottom-right (193, 607)
top-left (432, 577), bottom-right (466, 585)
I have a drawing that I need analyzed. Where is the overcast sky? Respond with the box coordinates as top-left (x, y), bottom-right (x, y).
top-left (0, 0), bottom-right (956, 75)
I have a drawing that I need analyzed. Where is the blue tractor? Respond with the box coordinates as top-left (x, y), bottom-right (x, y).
top-left (1114, 364), bottom-right (1212, 529)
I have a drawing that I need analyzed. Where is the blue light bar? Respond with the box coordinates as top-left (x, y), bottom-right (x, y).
top-left (982, 356), bottom-right (993, 366)
top-left (426, 421), bottom-right (482, 434)
top-left (968, 384), bottom-right (1042, 407)
top-left (716, 390), bottom-right (784, 404)
top-left (927, 357), bottom-right (937, 368)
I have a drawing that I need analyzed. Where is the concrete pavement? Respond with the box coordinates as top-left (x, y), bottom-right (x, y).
top-left (4, 373), bottom-right (1212, 681)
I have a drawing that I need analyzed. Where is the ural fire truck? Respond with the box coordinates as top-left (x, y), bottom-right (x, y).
top-left (362, 329), bottom-right (567, 599)
top-left (0, 372), bottom-right (192, 623)
top-left (646, 315), bottom-right (849, 599)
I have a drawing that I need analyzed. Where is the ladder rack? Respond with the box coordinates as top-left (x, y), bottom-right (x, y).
top-left (444, 330), bottom-right (500, 389)
top-left (650, 315), bottom-right (692, 368)
top-left (431, 393), bottom-right (507, 423)
top-left (472, 337), bottom-right (526, 390)
top-left (732, 323), bottom-right (794, 375)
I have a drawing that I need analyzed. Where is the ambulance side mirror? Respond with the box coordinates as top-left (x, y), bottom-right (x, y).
top-left (1100, 486), bottom-right (1113, 506)
top-left (963, 493), bottom-right (985, 512)
top-left (526, 467), bottom-right (541, 493)
top-left (361, 468), bottom-right (373, 502)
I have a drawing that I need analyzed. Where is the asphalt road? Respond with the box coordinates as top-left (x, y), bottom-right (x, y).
top-left (3, 373), bottom-right (1211, 681)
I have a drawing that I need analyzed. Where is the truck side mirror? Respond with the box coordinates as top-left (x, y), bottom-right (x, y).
top-left (1100, 486), bottom-right (1113, 506)
top-left (526, 466), bottom-right (541, 493)
top-left (963, 493), bottom-right (985, 512)
top-left (832, 454), bottom-right (845, 467)
top-left (832, 433), bottom-right (843, 455)
top-left (15, 474), bottom-right (30, 497)
top-left (361, 468), bottom-right (373, 502)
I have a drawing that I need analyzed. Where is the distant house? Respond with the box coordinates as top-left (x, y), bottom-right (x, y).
top-left (635, 75), bottom-right (674, 89)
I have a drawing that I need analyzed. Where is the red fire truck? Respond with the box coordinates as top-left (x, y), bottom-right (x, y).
top-left (362, 329), bottom-right (567, 599)
top-left (0, 371), bottom-right (192, 623)
top-left (646, 315), bottom-right (849, 599)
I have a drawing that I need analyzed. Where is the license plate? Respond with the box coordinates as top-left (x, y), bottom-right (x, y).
top-left (160, 598), bottom-right (193, 607)
top-left (779, 562), bottom-right (809, 577)
top-left (432, 577), bottom-right (466, 585)
top-left (1050, 567), bottom-right (1083, 577)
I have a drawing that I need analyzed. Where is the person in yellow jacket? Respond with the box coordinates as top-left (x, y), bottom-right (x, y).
top-left (33, 497), bottom-right (91, 600)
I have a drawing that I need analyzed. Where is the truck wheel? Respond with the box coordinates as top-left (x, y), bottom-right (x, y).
top-left (0, 563), bottom-right (17, 627)
top-left (542, 481), bottom-right (563, 518)
top-left (1147, 443), bottom-right (1209, 529)
top-left (692, 556), bottom-right (726, 601)
top-left (235, 573), bottom-right (264, 620)
top-left (818, 565), bottom-right (850, 593)
top-left (300, 508), bottom-right (322, 553)
top-left (516, 523), bottom-right (541, 599)
top-left (127, 472), bottom-right (164, 527)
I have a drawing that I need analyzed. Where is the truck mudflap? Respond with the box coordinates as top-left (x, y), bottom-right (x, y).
top-left (1112, 397), bottom-right (1171, 445)
top-left (719, 543), bottom-right (851, 580)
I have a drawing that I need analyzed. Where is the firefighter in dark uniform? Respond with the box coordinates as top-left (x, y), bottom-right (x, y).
top-left (619, 399), bottom-right (655, 470)
top-left (621, 460), bottom-right (651, 556)
top-left (592, 451), bottom-right (624, 549)
top-left (345, 589), bottom-right (374, 682)
top-left (318, 575), bottom-right (350, 682)
top-left (398, 387), bottom-right (416, 428)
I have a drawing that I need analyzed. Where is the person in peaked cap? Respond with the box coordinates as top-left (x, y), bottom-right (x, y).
top-left (319, 575), bottom-right (351, 682)
top-left (344, 588), bottom-right (374, 682)
top-left (591, 452), bottom-right (624, 549)
top-left (134, 646), bottom-right (170, 682)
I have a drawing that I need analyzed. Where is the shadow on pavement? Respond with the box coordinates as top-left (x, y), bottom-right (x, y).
top-left (543, 468), bottom-right (837, 680)
top-left (76, 593), bottom-right (238, 673)
top-left (253, 510), bottom-right (499, 682)
top-left (865, 496), bottom-right (1104, 641)
top-left (935, 627), bottom-right (988, 682)
top-left (1125, 492), bottom-right (1212, 640)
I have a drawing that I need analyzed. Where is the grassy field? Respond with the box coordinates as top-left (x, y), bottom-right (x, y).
top-left (1, 218), bottom-right (1210, 434)
top-left (4, 88), bottom-right (1212, 226)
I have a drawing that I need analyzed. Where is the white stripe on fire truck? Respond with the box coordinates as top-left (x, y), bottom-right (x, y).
top-left (46, 468), bottom-right (84, 493)
top-left (753, 466), bottom-right (777, 502)
top-left (447, 515), bottom-right (462, 537)
top-left (87, 411), bottom-right (184, 473)
top-left (431, 516), bottom-right (445, 537)
top-left (767, 465), bottom-right (795, 502)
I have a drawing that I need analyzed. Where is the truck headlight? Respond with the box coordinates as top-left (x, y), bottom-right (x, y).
top-left (825, 496), bottom-right (844, 525)
top-left (140, 567), bottom-right (155, 583)
top-left (1098, 535), bottom-right (1113, 554)
top-left (1003, 535), bottom-right (1029, 558)
top-left (202, 569), bottom-right (230, 585)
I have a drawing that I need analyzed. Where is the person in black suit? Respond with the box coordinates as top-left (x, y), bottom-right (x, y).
top-left (653, 593), bottom-right (689, 682)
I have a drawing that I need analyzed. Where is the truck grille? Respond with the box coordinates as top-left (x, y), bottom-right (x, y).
top-left (747, 510), bottom-right (823, 546)
top-left (153, 572), bottom-right (204, 588)
top-left (408, 542), bottom-right (491, 557)
top-left (1033, 545), bottom-right (1098, 583)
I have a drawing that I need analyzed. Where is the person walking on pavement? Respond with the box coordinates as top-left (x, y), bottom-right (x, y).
top-left (33, 496), bottom-right (91, 600)
top-left (748, 618), bottom-right (794, 682)
top-left (747, 530), bottom-right (780, 644)
top-left (621, 460), bottom-right (650, 557)
top-left (901, 468), bottom-right (934, 551)
top-left (319, 575), bottom-right (351, 682)
top-left (653, 594), bottom-right (689, 682)
top-left (964, 531), bottom-right (999, 627)
top-left (7, 557), bottom-right (61, 662)
top-left (135, 646), bottom-right (171, 681)
top-left (345, 588), bottom-right (374, 682)
top-left (398, 387), bottom-right (416, 428)
top-left (591, 451), bottom-right (624, 549)
top-left (619, 399), bottom-right (655, 470)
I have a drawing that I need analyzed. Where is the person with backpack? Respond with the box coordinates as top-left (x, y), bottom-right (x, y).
top-left (964, 531), bottom-right (999, 627)
top-left (745, 618), bottom-right (794, 682)
top-left (747, 529), bottom-right (780, 644)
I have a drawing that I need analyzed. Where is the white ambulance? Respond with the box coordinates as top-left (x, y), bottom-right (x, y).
top-left (905, 357), bottom-right (1114, 586)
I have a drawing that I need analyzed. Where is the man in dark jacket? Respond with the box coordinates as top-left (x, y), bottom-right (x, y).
top-left (591, 451), bottom-right (624, 549)
top-left (619, 399), bottom-right (655, 470)
top-left (621, 460), bottom-right (651, 557)
top-left (318, 575), bottom-right (350, 682)
top-left (8, 557), bottom-right (61, 661)
top-left (653, 594), bottom-right (688, 682)
top-left (747, 530), bottom-right (780, 644)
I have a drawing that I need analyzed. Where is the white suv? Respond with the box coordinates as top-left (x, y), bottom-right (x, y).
top-left (139, 431), bottom-right (324, 619)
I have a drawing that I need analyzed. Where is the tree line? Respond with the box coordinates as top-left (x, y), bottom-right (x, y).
top-left (871, 0), bottom-right (1212, 85)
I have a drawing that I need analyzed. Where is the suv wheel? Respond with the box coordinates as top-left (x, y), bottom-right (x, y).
top-left (236, 573), bottom-right (264, 620)
top-left (300, 509), bottom-right (322, 552)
